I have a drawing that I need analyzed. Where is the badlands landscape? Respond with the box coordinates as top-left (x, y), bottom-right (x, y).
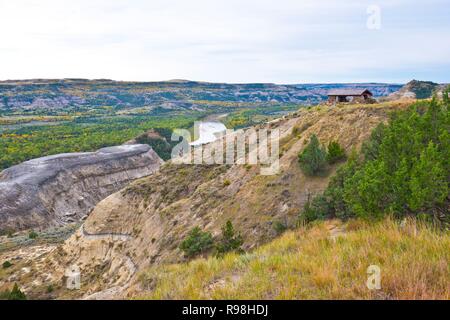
top-left (0, 79), bottom-right (448, 300)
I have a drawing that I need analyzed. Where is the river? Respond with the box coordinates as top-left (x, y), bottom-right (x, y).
top-left (189, 113), bottom-right (228, 146)
top-left (189, 121), bottom-right (227, 146)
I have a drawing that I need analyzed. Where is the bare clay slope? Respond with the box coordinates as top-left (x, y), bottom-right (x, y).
top-left (0, 144), bottom-right (163, 231)
top-left (25, 101), bottom-right (410, 299)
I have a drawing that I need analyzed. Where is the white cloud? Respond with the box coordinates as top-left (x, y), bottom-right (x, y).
top-left (0, 0), bottom-right (449, 83)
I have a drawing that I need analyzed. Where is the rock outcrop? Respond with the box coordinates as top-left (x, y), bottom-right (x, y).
top-left (385, 79), bottom-right (443, 100)
top-left (0, 144), bottom-right (163, 231)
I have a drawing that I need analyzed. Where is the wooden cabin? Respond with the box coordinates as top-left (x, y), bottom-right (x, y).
top-left (327, 89), bottom-right (374, 104)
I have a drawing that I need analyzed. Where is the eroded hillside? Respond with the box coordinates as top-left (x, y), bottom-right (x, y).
top-left (1, 101), bottom-right (412, 299)
top-left (0, 145), bottom-right (163, 231)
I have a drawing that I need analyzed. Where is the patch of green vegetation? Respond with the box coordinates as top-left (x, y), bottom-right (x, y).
top-left (326, 141), bottom-right (346, 164)
top-left (215, 221), bottom-right (244, 257)
top-left (179, 227), bottom-right (214, 258)
top-left (298, 134), bottom-right (327, 176)
top-left (407, 80), bottom-right (439, 99)
top-left (0, 228), bottom-right (14, 238)
top-left (2, 261), bottom-right (12, 269)
top-left (0, 283), bottom-right (27, 300)
top-left (300, 194), bottom-right (332, 223)
top-left (302, 98), bottom-right (449, 223)
top-left (273, 220), bottom-right (288, 235)
top-left (443, 85), bottom-right (450, 106)
top-left (28, 231), bottom-right (38, 239)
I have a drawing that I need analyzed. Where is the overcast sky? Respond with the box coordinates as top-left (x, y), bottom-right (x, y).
top-left (0, 0), bottom-right (449, 83)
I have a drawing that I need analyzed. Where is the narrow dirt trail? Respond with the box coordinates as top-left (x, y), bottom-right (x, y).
top-left (80, 225), bottom-right (132, 241)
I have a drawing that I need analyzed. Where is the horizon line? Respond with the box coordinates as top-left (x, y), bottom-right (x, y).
top-left (0, 77), bottom-right (427, 86)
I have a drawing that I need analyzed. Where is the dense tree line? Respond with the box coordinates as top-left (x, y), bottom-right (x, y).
top-left (0, 115), bottom-right (196, 170)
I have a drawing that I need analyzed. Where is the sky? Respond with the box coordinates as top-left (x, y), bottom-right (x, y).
top-left (0, 0), bottom-right (449, 84)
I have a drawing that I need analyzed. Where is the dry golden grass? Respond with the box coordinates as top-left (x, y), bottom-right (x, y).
top-left (136, 218), bottom-right (449, 300)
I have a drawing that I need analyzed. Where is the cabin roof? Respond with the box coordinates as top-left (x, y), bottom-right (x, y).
top-left (328, 89), bottom-right (373, 96)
